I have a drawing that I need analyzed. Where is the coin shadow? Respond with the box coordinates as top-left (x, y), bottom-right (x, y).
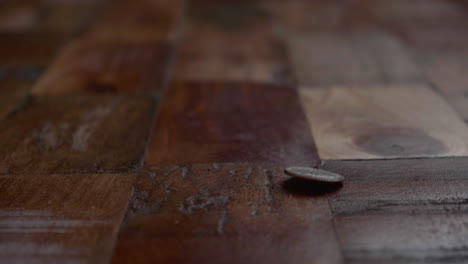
top-left (282, 177), bottom-right (343, 197)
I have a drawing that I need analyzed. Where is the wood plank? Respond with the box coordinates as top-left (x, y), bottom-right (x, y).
top-left (322, 158), bottom-right (468, 181)
top-left (174, 1), bottom-right (293, 84)
top-left (322, 158), bottom-right (468, 262)
top-left (146, 82), bottom-right (319, 166)
top-left (112, 163), bottom-right (342, 264)
top-left (323, 158), bottom-right (468, 215)
top-left (32, 37), bottom-right (172, 94)
top-left (0, 32), bottom-right (65, 67)
top-left (0, 95), bottom-right (156, 174)
top-left (87, 0), bottom-right (181, 43)
top-left (287, 31), bottom-right (423, 86)
top-left (0, 173), bottom-right (135, 264)
top-left (265, 0), bottom-right (372, 31)
top-left (368, 0), bottom-right (468, 28)
top-left (300, 85), bottom-right (468, 159)
top-left (0, 67), bottom-right (42, 120)
top-left (416, 52), bottom-right (468, 121)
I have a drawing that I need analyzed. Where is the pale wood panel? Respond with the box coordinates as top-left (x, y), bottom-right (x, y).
top-left (112, 163), bottom-right (342, 264)
top-left (287, 31), bottom-right (423, 86)
top-left (0, 173), bottom-right (135, 264)
top-left (300, 85), bottom-right (468, 159)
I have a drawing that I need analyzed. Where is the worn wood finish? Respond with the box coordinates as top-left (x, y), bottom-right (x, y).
top-left (146, 82), bottom-right (319, 166)
top-left (0, 95), bottom-right (156, 174)
top-left (322, 158), bottom-right (468, 262)
top-left (32, 37), bottom-right (172, 94)
top-left (300, 85), bottom-right (468, 159)
top-left (174, 1), bottom-right (293, 84)
top-left (0, 173), bottom-right (135, 264)
top-left (416, 52), bottom-right (468, 121)
top-left (287, 31), bottom-right (423, 86)
top-left (112, 163), bottom-right (342, 264)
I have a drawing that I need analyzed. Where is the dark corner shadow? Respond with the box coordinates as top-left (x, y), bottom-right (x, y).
top-left (282, 178), bottom-right (343, 197)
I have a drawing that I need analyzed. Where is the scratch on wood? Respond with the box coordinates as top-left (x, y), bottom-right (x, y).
top-left (245, 167), bottom-right (253, 179)
top-left (71, 101), bottom-right (116, 152)
top-left (262, 169), bottom-right (274, 205)
top-left (216, 209), bottom-right (228, 235)
top-left (179, 189), bottom-right (230, 215)
top-left (212, 163), bottom-right (222, 171)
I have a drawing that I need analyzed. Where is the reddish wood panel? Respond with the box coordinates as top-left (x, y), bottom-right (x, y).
top-left (288, 31), bottom-right (423, 86)
top-left (322, 158), bottom-right (468, 262)
top-left (32, 37), bottom-right (172, 94)
top-left (146, 82), bottom-right (319, 166)
top-left (0, 95), bottom-right (156, 173)
top-left (0, 173), bottom-right (135, 264)
top-left (112, 163), bottom-right (342, 264)
top-left (173, 1), bottom-right (292, 84)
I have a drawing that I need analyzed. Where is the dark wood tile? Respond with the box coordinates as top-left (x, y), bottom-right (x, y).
top-left (322, 158), bottom-right (468, 181)
top-left (0, 95), bottom-right (156, 174)
top-left (174, 1), bottom-right (293, 84)
top-left (112, 163), bottom-right (342, 264)
top-left (146, 82), bottom-right (319, 166)
top-left (0, 173), bottom-right (135, 264)
top-left (287, 31), bottom-right (423, 86)
top-left (32, 37), bottom-right (172, 94)
top-left (323, 158), bottom-right (468, 262)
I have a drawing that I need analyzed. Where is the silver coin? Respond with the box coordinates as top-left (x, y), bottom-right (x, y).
top-left (284, 167), bottom-right (344, 183)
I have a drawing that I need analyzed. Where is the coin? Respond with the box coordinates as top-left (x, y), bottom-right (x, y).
top-left (284, 167), bottom-right (344, 183)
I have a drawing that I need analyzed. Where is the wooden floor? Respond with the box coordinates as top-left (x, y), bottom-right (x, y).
top-left (1, 0), bottom-right (468, 263)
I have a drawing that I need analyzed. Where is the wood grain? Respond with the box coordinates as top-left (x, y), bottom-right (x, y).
top-left (300, 85), bottom-right (468, 159)
top-left (0, 173), bottom-right (135, 264)
top-left (416, 51), bottom-right (468, 121)
top-left (174, 1), bottom-right (293, 84)
top-left (32, 37), bottom-right (172, 94)
top-left (0, 95), bottom-right (156, 174)
top-left (146, 82), bottom-right (319, 166)
top-left (287, 31), bottom-right (423, 86)
top-left (112, 163), bottom-right (342, 264)
top-left (322, 158), bottom-right (468, 263)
